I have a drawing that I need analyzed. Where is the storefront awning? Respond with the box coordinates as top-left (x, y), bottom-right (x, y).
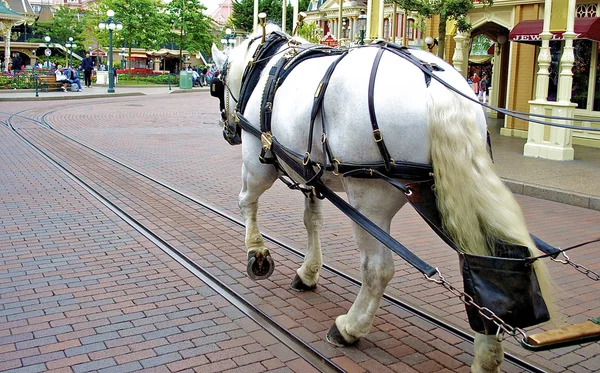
top-left (509, 17), bottom-right (600, 44)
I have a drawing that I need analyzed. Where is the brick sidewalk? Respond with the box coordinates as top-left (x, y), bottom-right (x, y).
top-left (1, 94), bottom-right (599, 372)
top-left (0, 124), bottom-right (318, 373)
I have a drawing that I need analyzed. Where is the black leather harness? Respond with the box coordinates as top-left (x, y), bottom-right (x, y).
top-left (218, 34), bottom-right (566, 336)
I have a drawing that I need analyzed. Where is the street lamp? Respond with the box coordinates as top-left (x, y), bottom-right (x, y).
top-left (44, 35), bottom-right (51, 68)
top-left (358, 10), bottom-right (367, 46)
top-left (119, 47), bottom-right (126, 70)
top-left (98, 9), bottom-right (123, 93)
top-left (220, 27), bottom-right (236, 49)
top-left (65, 37), bottom-right (76, 67)
top-left (425, 36), bottom-right (438, 52)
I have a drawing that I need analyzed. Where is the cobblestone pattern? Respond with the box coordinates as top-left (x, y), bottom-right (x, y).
top-left (2, 94), bottom-right (600, 372)
top-left (0, 123), bottom-right (316, 373)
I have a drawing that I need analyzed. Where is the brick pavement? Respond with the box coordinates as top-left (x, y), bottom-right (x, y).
top-left (1, 94), bottom-right (599, 372)
top-left (0, 123), bottom-right (321, 372)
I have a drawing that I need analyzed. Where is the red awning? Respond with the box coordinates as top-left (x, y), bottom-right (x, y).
top-left (509, 17), bottom-right (600, 44)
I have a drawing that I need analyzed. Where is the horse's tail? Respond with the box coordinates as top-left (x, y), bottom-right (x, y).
top-left (426, 82), bottom-right (555, 319)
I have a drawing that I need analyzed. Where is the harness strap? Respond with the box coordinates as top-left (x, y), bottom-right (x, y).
top-left (368, 48), bottom-right (395, 172)
top-left (314, 180), bottom-right (438, 277)
top-left (261, 57), bottom-right (289, 133)
top-left (237, 33), bottom-right (289, 114)
top-left (308, 51), bottom-right (349, 158)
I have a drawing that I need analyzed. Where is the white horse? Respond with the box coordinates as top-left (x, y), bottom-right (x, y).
top-left (211, 30), bottom-right (553, 373)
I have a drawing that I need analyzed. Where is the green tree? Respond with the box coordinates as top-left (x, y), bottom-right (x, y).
top-left (98, 0), bottom-right (170, 72)
top-left (428, 0), bottom-right (493, 58)
top-left (231, 0), bottom-right (310, 33)
top-left (389, 0), bottom-right (492, 59)
top-left (33, 6), bottom-right (85, 64)
top-left (298, 21), bottom-right (322, 43)
top-left (165, 0), bottom-right (215, 70)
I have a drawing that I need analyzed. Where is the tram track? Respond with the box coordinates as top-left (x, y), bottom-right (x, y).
top-left (4, 108), bottom-right (346, 373)
top-left (0, 104), bottom-right (557, 372)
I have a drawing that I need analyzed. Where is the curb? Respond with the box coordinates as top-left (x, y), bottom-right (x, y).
top-left (503, 178), bottom-right (600, 211)
top-left (0, 92), bottom-right (146, 101)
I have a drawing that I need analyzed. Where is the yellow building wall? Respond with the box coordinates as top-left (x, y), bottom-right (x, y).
top-left (506, 4), bottom-right (541, 131)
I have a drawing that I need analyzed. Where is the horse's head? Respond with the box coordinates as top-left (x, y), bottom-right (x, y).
top-left (210, 36), bottom-right (260, 145)
top-left (210, 25), bottom-right (295, 145)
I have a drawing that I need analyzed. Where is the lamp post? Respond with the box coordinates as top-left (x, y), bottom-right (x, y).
top-left (44, 35), bottom-right (51, 68)
top-left (65, 37), bottom-right (76, 67)
top-left (358, 10), bottom-right (367, 45)
top-left (424, 36), bottom-right (438, 52)
top-left (98, 10), bottom-right (123, 93)
top-left (220, 27), bottom-right (236, 49)
top-left (119, 47), bottom-right (126, 70)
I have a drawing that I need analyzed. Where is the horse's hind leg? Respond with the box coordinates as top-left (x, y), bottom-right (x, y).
top-left (472, 334), bottom-right (503, 373)
top-left (239, 162), bottom-right (279, 280)
top-left (327, 179), bottom-right (405, 346)
top-left (290, 194), bottom-right (323, 291)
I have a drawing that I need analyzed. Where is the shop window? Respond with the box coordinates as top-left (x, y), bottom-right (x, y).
top-left (548, 40), bottom-right (600, 111)
top-left (407, 19), bottom-right (415, 40)
top-left (572, 40), bottom-right (592, 109)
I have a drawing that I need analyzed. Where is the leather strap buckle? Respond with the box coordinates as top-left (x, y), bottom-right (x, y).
top-left (373, 129), bottom-right (383, 143)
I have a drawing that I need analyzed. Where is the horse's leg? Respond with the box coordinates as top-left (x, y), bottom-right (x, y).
top-left (472, 334), bottom-right (503, 373)
top-left (327, 179), bottom-right (405, 346)
top-left (290, 194), bottom-right (323, 291)
top-left (239, 161), bottom-right (279, 280)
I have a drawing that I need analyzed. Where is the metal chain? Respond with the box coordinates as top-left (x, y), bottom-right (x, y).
top-left (425, 269), bottom-right (528, 343)
top-left (551, 251), bottom-right (600, 281)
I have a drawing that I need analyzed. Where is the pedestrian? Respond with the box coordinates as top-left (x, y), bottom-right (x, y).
top-left (471, 72), bottom-right (481, 96)
top-left (11, 53), bottom-right (22, 74)
top-left (113, 67), bottom-right (118, 85)
top-left (479, 74), bottom-right (488, 103)
top-left (81, 52), bottom-right (94, 88)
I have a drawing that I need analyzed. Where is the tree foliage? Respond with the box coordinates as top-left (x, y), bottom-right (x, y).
top-left (388, 0), bottom-right (493, 58)
top-left (231, 0), bottom-right (310, 33)
top-left (34, 6), bottom-right (85, 51)
top-left (165, 0), bottom-right (215, 56)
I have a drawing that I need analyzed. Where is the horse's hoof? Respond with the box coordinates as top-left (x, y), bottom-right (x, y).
top-left (289, 274), bottom-right (317, 292)
top-left (247, 250), bottom-right (274, 280)
top-left (326, 323), bottom-right (356, 347)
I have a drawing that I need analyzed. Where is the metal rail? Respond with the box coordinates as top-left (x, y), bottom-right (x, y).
top-left (6, 112), bottom-right (345, 373)
top-left (8, 104), bottom-right (553, 373)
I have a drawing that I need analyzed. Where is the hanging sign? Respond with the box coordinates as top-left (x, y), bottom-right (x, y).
top-left (320, 34), bottom-right (338, 47)
top-left (550, 0), bottom-right (569, 33)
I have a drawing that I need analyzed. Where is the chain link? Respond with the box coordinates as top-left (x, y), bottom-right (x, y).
top-left (551, 251), bottom-right (600, 281)
top-left (425, 269), bottom-right (528, 342)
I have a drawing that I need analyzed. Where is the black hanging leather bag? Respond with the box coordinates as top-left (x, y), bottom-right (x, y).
top-left (460, 244), bottom-right (550, 335)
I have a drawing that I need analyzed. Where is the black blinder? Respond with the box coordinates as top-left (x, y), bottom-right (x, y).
top-left (210, 77), bottom-right (225, 111)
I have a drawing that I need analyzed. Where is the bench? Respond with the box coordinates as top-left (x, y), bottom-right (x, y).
top-left (37, 75), bottom-right (72, 92)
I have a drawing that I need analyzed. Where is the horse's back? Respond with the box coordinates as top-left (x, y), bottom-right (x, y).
top-left (271, 46), bottom-right (485, 167)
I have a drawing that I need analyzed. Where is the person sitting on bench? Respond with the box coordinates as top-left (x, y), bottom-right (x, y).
top-left (65, 66), bottom-right (83, 92)
top-left (54, 65), bottom-right (73, 92)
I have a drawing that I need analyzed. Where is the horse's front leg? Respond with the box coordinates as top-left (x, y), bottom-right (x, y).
top-left (290, 194), bottom-right (323, 291)
top-left (239, 162), bottom-right (278, 280)
top-left (327, 180), bottom-right (405, 346)
top-left (472, 333), bottom-right (503, 373)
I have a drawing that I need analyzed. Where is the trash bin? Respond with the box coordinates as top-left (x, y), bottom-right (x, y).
top-left (179, 71), bottom-right (193, 90)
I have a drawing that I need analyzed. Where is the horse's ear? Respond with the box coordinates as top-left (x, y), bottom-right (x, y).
top-left (212, 44), bottom-right (226, 70)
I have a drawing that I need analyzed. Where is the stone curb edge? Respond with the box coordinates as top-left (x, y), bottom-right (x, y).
top-left (0, 92), bottom-right (146, 101)
top-left (503, 178), bottom-right (600, 211)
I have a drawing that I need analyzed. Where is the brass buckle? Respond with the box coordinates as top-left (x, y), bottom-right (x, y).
top-left (303, 152), bottom-right (311, 166)
top-left (332, 158), bottom-right (341, 176)
top-left (261, 132), bottom-right (273, 151)
top-left (373, 129), bottom-right (383, 143)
